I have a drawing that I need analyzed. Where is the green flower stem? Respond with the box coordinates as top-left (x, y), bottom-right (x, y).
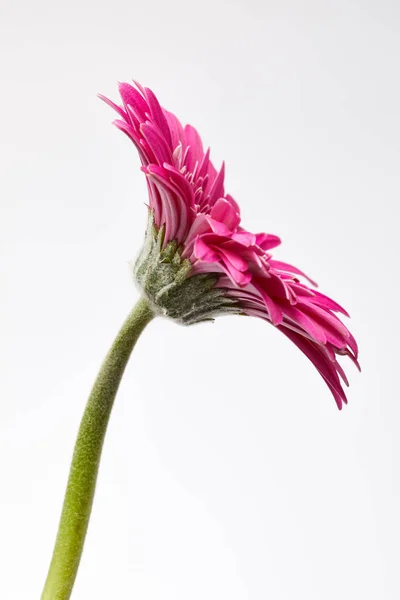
top-left (41, 297), bottom-right (155, 600)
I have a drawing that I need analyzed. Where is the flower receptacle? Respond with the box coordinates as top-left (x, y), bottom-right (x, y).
top-left (134, 212), bottom-right (240, 325)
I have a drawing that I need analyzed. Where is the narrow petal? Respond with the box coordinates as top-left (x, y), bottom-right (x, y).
top-left (118, 82), bottom-right (148, 121)
top-left (140, 122), bottom-right (172, 165)
top-left (144, 86), bottom-right (173, 149)
top-left (271, 260), bottom-right (318, 286)
top-left (279, 327), bottom-right (347, 409)
top-left (208, 162), bottom-right (225, 206)
top-left (97, 94), bottom-right (127, 120)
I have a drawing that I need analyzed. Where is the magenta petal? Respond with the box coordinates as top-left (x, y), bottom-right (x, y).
top-left (183, 124), bottom-right (205, 172)
top-left (255, 232), bottom-right (281, 251)
top-left (194, 237), bottom-right (219, 262)
top-left (204, 217), bottom-right (232, 236)
top-left (222, 263), bottom-right (252, 286)
top-left (283, 305), bottom-right (327, 344)
top-left (208, 162), bottom-right (225, 206)
top-left (144, 88), bottom-right (172, 149)
top-left (308, 290), bottom-right (350, 317)
top-left (163, 109), bottom-right (185, 152)
top-left (97, 94), bottom-right (127, 120)
top-left (210, 198), bottom-right (240, 230)
top-left (257, 290), bottom-right (283, 325)
top-left (225, 194), bottom-right (241, 215)
top-left (254, 272), bottom-right (290, 301)
top-left (197, 147), bottom-right (211, 180)
top-left (143, 87), bottom-right (172, 149)
top-left (162, 163), bottom-right (196, 208)
top-left (140, 123), bottom-right (172, 166)
top-left (279, 327), bottom-right (347, 409)
top-left (118, 82), bottom-right (148, 121)
top-left (271, 260), bottom-right (318, 286)
top-left (145, 165), bottom-right (193, 242)
top-left (184, 216), bottom-right (213, 250)
top-left (298, 301), bottom-right (351, 346)
top-left (231, 230), bottom-right (256, 246)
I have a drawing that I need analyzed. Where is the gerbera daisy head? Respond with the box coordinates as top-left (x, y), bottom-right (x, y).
top-left (100, 81), bottom-right (359, 409)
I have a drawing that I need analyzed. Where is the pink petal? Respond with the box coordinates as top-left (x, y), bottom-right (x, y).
top-left (279, 327), bottom-right (347, 409)
top-left (307, 290), bottom-right (350, 317)
top-left (140, 122), bottom-right (172, 166)
top-left (255, 232), bottom-right (281, 251)
top-left (231, 230), bottom-right (256, 246)
top-left (271, 260), bottom-right (318, 286)
top-left (144, 86), bottom-right (173, 149)
top-left (255, 287), bottom-right (283, 326)
top-left (208, 162), bottom-right (225, 206)
top-left (283, 306), bottom-right (327, 344)
top-left (163, 109), bottom-right (185, 151)
top-left (183, 124), bottom-right (205, 172)
top-left (183, 215), bottom-right (214, 251)
top-left (97, 94), bottom-right (127, 120)
top-left (221, 262), bottom-right (252, 286)
top-left (210, 197), bottom-right (240, 230)
top-left (197, 147), bottom-right (211, 179)
top-left (194, 237), bottom-right (219, 262)
top-left (204, 217), bottom-right (232, 236)
top-left (118, 82), bottom-right (148, 121)
top-left (217, 247), bottom-right (248, 272)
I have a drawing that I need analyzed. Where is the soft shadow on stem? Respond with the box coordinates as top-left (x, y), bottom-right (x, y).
top-left (41, 297), bottom-right (154, 600)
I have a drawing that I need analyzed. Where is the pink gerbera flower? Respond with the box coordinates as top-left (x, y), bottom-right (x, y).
top-left (100, 81), bottom-right (359, 409)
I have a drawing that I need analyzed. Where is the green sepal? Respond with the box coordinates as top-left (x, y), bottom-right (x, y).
top-left (134, 211), bottom-right (241, 325)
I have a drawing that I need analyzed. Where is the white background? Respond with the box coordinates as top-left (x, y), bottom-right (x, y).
top-left (1, 1), bottom-right (399, 598)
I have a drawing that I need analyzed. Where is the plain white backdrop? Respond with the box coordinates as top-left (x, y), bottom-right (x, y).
top-left (1, 0), bottom-right (399, 598)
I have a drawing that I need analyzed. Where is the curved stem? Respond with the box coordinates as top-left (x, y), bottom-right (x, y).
top-left (41, 297), bottom-right (154, 600)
